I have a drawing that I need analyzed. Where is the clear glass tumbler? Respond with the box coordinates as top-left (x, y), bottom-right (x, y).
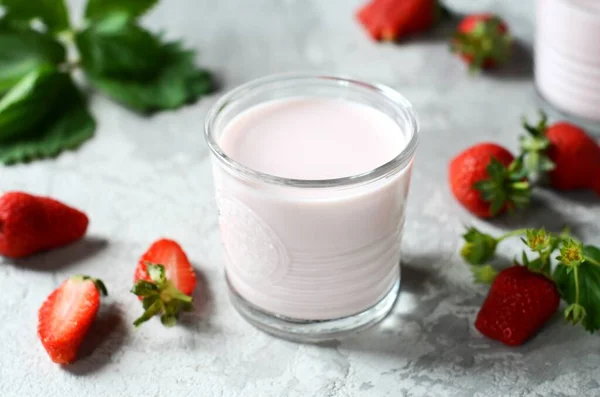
top-left (535, 0), bottom-right (600, 135)
top-left (205, 74), bottom-right (419, 342)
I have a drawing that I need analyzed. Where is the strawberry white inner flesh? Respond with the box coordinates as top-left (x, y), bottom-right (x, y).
top-left (50, 280), bottom-right (94, 335)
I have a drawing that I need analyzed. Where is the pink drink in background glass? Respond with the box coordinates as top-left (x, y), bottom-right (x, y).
top-left (205, 75), bottom-right (419, 341)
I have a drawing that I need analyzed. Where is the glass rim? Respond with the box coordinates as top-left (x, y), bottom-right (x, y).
top-left (204, 73), bottom-right (420, 188)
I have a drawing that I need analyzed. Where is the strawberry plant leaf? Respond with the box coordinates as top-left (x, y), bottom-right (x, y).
top-left (83, 40), bottom-right (213, 113)
top-left (0, 0), bottom-right (70, 33)
top-left (0, 71), bottom-right (95, 165)
top-left (0, 28), bottom-right (66, 95)
top-left (75, 15), bottom-right (164, 80)
top-left (84, 0), bottom-right (159, 22)
top-left (554, 257), bottom-right (600, 333)
top-left (0, 65), bottom-right (65, 142)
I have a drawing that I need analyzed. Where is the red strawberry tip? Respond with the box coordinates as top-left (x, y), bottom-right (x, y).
top-left (131, 263), bottom-right (193, 327)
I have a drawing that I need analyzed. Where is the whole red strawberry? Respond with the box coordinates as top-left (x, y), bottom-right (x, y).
top-left (0, 192), bottom-right (89, 258)
top-left (451, 14), bottom-right (511, 71)
top-left (475, 266), bottom-right (560, 346)
top-left (521, 113), bottom-right (600, 193)
top-left (38, 275), bottom-right (107, 364)
top-left (131, 239), bottom-right (197, 327)
top-left (356, 0), bottom-right (447, 41)
top-left (449, 142), bottom-right (530, 218)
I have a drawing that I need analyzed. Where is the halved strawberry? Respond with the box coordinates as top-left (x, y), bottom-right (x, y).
top-left (38, 275), bottom-right (107, 364)
top-left (131, 239), bottom-right (196, 327)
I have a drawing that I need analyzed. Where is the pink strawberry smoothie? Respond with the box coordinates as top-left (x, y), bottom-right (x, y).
top-left (212, 97), bottom-right (413, 320)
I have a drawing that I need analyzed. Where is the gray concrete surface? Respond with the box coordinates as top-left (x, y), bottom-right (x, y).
top-left (1, 0), bottom-right (599, 396)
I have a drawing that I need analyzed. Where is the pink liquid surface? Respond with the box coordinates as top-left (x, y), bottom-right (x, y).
top-left (213, 97), bottom-right (412, 320)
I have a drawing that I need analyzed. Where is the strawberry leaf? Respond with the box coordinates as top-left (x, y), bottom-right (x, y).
top-left (0, 28), bottom-right (66, 96)
top-left (84, 0), bottom-right (159, 22)
top-left (0, 67), bottom-right (95, 165)
top-left (83, 40), bottom-right (213, 113)
top-left (554, 252), bottom-right (600, 333)
top-left (75, 14), bottom-right (164, 80)
top-left (0, 0), bottom-right (70, 33)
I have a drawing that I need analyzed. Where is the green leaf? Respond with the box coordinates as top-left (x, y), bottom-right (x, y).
top-left (554, 261), bottom-right (600, 332)
top-left (85, 40), bottom-right (213, 113)
top-left (85, 0), bottom-right (158, 22)
top-left (0, 71), bottom-right (95, 165)
top-left (583, 245), bottom-right (600, 266)
top-left (76, 16), bottom-right (164, 80)
top-left (0, 0), bottom-right (70, 33)
top-left (0, 65), bottom-right (64, 142)
top-left (0, 28), bottom-right (66, 95)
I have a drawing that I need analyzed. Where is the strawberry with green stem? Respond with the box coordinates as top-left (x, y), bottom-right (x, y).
top-left (520, 111), bottom-right (600, 193)
top-left (449, 143), bottom-right (531, 218)
top-left (460, 226), bottom-right (600, 345)
top-left (451, 14), bottom-right (512, 72)
top-left (131, 239), bottom-right (197, 327)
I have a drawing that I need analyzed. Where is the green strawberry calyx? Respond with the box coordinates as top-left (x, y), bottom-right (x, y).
top-left (452, 16), bottom-right (512, 72)
top-left (520, 111), bottom-right (556, 182)
top-left (473, 157), bottom-right (531, 216)
top-left (131, 263), bottom-right (193, 327)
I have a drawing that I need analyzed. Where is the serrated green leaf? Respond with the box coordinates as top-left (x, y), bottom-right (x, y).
top-left (554, 261), bottom-right (600, 332)
top-left (85, 41), bottom-right (213, 113)
top-left (85, 0), bottom-right (158, 22)
top-left (0, 0), bottom-right (70, 33)
top-left (76, 16), bottom-right (164, 80)
top-left (0, 73), bottom-right (95, 165)
top-left (0, 65), bottom-right (64, 142)
top-left (0, 28), bottom-right (66, 95)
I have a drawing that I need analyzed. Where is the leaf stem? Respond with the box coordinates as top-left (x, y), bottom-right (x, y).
top-left (498, 228), bottom-right (528, 242)
top-left (574, 265), bottom-right (581, 306)
top-left (584, 255), bottom-right (600, 267)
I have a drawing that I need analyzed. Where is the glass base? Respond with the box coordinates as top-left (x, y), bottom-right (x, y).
top-left (227, 276), bottom-right (400, 343)
top-left (534, 86), bottom-right (600, 137)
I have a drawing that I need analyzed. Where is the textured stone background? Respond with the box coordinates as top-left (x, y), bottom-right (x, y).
top-left (1, 0), bottom-right (599, 396)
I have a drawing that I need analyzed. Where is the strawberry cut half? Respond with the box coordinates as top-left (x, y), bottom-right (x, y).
top-left (131, 239), bottom-right (196, 327)
top-left (38, 275), bottom-right (107, 364)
